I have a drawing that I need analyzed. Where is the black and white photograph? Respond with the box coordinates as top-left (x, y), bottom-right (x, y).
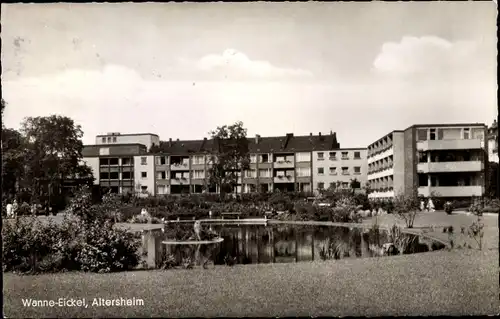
top-left (1, 1), bottom-right (498, 317)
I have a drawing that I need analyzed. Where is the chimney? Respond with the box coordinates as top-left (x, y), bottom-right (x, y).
top-left (330, 130), bottom-right (333, 135)
top-left (319, 132), bottom-right (322, 137)
top-left (177, 138), bottom-right (180, 142)
top-left (169, 138), bottom-right (172, 147)
top-left (309, 133), bottom-right (312, 137)
top-left (255, 134), bottom-right (260, 144)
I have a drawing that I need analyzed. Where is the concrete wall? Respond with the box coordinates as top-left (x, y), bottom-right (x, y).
top-left (96, 134), bottom-right (160, 150)
top-left (134, 155), bottom-right (155, 195)
top-left (392, 132), bottom-right (406, 196)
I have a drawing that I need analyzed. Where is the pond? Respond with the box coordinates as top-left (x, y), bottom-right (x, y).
top-left (144, 223), bottom-right (446, 268)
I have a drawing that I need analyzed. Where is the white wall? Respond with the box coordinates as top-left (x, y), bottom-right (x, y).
top-left (312, 149), bottom-right (367, 193)
top-left (134, 155), bottom-right (155, 195)
top-left (96, 134), bottom-right (159, 150)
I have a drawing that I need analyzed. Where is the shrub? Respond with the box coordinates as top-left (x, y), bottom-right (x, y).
top-left (76, 220), bottom-right (140, 273)
top-left (128, 215), bottom-right (162, 224)
top-left (394, 194), bottom-right (420, 228)
top-left (444, 201), bottom-right (453, 214)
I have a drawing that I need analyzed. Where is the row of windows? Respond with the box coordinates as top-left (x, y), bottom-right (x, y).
top-left (317, 166), bottom-right (361, 175)
top-left (317, 181), bottom-right (359, 189)
top-left (101, 136), bottom-right (117, 143)
top-left (317, 151), bottom-right (362, 160)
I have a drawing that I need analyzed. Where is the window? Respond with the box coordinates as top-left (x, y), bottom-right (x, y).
top-left (245, 169), bottom-right (256, 178)
top-left (259, 169), bottom-right (271, 178)
top-left (354, 166), bottom-right (361, 174)
top-left (193, 170), bottom-right (205, 179)
top-left (156, 156), bottom-right (166, 165)
top-left (317, 152), bottom-right (324, 160)
top-left (193, 156), bottom-right (204, 165)
top-left (250, 154), bottom-right (257, 163)
top-left (99, 172), bottom-right (109, 180)
top-left (110, 172), bottom-right (119, 180)
top-left (463, 128), bottom-right (470, 140)
top-left (122, 158), bottom-right (132, 166)
top-left (296, 167), bottom-right (310, 177)
top-left (101, 137), bottom-right (106, 143)
top-left (342, 182), bottom-right (349, 188)
top-left (417, 129), bottom-right (427, 141)
top-left (342, 167), bottom-right (349, 175)
top-left (260, 154), bottom-right (269, 163)
top-left (109, 158), bottom-right (119, 165)
top-left (318, 167), bottom-right (324, 175)
top-left (296, 152), bottom-right (311, 162)
top-left (157, 185), bottom-right (166, 195)
top-left (122, 171), bottom-right (132, 179)
top-left (329, 167), bottom-right (337, 175)
top-left (99, 148), bottom-right (110, 156)
top-left (430, 128), bottom-right (436, 141)
top-left (318, 182), bottom-right (324, 189)
top-left (141, 157), bottom-right (147, 165)
top-left (107, 137), bottom-right (112, 143)
top-left (112, 137), bottom-right (117, 143)
top-left (341, 152), bottom-right (349, 159)
top-left (140, 186), bottom-right (148, 193)
top-left (157, 171), bottom-right (167, 180)
top-left (141, 172), bottom-right (147, 179)
top-left (99, 158), bottom-right (109, 166)
top-left (329, 152), bottom-right (336, 160)
top-left (354, 152), bottom-right (361, 159)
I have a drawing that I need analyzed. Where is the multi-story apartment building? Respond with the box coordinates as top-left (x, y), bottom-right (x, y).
top-left (368, 123), bottom-right (488, 199)
top-left (487, 120), bottom-right (498, 163)
top-left (96, 132), bottom-right (160, 151)
top-left (84, 131), bottom-right (370, 195)
top-left (312, 148), bottom-right (367, 193)
top-left (82, 143), bottom-right (148, 194)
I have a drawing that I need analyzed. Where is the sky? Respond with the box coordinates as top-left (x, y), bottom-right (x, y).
top-left (1, 2), bottom-right (497, 148)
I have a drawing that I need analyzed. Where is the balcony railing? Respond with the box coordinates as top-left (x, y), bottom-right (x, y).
top-left (274, 160), bottom-right (294, 168)
top-left (416, 139), bottom-right (483, 151)
top-left (170, 163), bottom-right (189, 170)
top-left (417, 161), bottom-right (484, 174)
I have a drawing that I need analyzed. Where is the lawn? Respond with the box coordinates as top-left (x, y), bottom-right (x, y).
top-left (3, 210), bottom-right (498, 317)
top-left (3, 249), bottom-right (498, 317)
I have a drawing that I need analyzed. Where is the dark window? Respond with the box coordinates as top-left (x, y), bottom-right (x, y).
top-left (112, 137), bottom-right (117, 142)
top-left (417, 129), bottom-right (427, 141)
top-left (109, 158), bottom-right (119, 165)
top-left (430, 129), bottom-right (436, 141)
top-left (110, 172), bottom-right (119, 179)
top-left (100, 172), bottom-right (109, 180)
top-left (102, 137), bottom-right (106, 143)
top-left (354, 152), bottom-right (361, 159)
top-left (122, 158), bottom-right (132, 165)
top-left (122, 172), bottom-right (132, 179)
top-left (141, 172), bottom-right (147, 178)
top-left (318, 167), bottom-right (324, 174)
top-left (318, 182), bottom-right (324, 189)
top-left (99, 158), bottom-right (109, 166)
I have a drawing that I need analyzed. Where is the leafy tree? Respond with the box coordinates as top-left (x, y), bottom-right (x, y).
top-left (1, 128), bottom-right (26, 198)
top-left (486, 161), bottom-right (498, 198)
top-left (207, 121), bottom-right (250, 196)
top-left (350, 178), bottom-right (361, 189)
top-left (393, 193), bottom-right (420, 228)
top-left (20, 115), bottom-right (93, 202)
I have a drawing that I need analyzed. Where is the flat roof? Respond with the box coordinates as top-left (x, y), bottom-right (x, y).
top-left (96, 133), bottom-right (159, 137)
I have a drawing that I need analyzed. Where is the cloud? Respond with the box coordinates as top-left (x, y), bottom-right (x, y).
top-left (372, 36), bottom-right (479, 77)
top-left (196, 49), bottom-right (313, 80)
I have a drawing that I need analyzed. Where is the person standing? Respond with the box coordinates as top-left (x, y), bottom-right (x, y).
top-left (6, 201), bottom-right (13, 218)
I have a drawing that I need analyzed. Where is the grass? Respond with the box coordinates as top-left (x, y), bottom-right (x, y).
top-left (4, 249), bottom-right (498, 317)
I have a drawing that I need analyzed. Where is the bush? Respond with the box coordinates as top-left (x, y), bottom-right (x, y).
top-left (394, 194), bottom-right (420, 228)
top-left (128, 215), bottom-right (162, 224)
top-left (76, 220), bottom-right (140, 273)
top-left (444, 201), bottom-right (453, 214)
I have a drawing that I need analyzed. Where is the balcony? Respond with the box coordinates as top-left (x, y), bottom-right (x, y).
top-left (368, 168), bottom-right (394, 180)
top-left (274, 174), bottom-right (295, 183)
top-left (274, 159), bottom-right (294, 169)
top-left (170, 177), bottom-right (189, 185)
top-left (417, 161), bottom-right (484, 173)
top-left (418, 186), bottom-right (484, 197)
top-left (367, 147), bottom-right (394, 164)
top-left (416, 139), bottom-right (483, 151)
top-left (170, 163), bottom-right (189, 171)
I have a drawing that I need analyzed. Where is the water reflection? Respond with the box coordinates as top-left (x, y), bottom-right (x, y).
top-left (158, 224), bottom-right (444, 267)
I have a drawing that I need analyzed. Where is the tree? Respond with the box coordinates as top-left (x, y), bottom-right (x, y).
top-left (207, 121), bottom-right (250, 197)
top-left (1, 128), bottom-right (26, 198)
top-left (20, 115), bottom-right (93, 202)
top-left (486, 161), bottom-right (498, 198)
top-left (350, 178), bottom-right (361, 189)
